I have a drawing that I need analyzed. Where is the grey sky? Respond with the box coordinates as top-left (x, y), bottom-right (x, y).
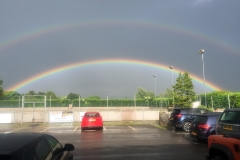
top-left (0, 0), bottom-right (240, 98)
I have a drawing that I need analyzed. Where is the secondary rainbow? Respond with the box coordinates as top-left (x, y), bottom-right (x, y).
top-left (7, 58), bottom-right (222, 92)
top-left (1, 20), bottom-right (239, 57)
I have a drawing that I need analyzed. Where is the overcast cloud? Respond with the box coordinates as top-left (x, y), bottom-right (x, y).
top-left (0, 0), bottom-right (239, 98)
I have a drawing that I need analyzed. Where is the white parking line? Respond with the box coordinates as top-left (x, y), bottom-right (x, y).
top-left (5, 127), bottom-right (27, 134)
top-left (73, 126), bottom-right (78, 132)
top-left (176, 132), bottom-right (189, 134)
top-left (128, 126), bottom-right (136, 130)
top-left (103, 126), bottom-right (106, 130)
top-left (40, 127), bottom-right (52, 133)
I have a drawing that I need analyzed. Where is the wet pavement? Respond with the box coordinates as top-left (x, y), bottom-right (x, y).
top-left (0, 124), bottom-right (208, 160)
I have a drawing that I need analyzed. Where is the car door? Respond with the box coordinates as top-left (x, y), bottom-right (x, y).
top-left (45, 136), bottom-right (68, 160)
top-left (24, 139), bottom-right (53, 160)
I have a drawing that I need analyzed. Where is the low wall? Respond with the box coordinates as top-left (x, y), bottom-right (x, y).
top-left (0, 107), bottom-right (166, 123)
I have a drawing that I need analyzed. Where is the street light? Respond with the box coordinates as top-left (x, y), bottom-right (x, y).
top-left (153, 75), bottom-right (156, 97)
top-left (169, 66), bottom-right (173, 85)
top-left (169, 66), bottom-right (174, 107)
top-left (199, 49), bottom-right (206, 107)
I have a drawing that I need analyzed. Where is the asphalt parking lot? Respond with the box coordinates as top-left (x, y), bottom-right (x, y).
top-left (0, 123), bottom-right (208, 160)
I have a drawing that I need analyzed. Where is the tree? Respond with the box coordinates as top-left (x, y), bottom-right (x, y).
top-left (46, 91), bottom-right (57, 99)
top-left (37, 92), bottom-right (45, 95)
top-left (162, 88), bottom-right (174, 98)
top-left (26, 90), bottom-right (36, 95)
top-left (135, 88), bottom-right (154, 99)
top-left (2, 91), bottom-right (21, 100)
top-left (67, 93), bottom-right (80, 101)
top-left (86, 96), bottom-right (100, 100)
top-left (0, 77), bottom-right (3, 97)
top-left (173, 72), bottom-right (196, 108)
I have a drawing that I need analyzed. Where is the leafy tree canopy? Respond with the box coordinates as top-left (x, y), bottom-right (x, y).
top-left (2, 91), bottom-right (21, 100)
top-left (135, 87), bottom-right (155, 99)
top-left (173, 72), bottom-right (196, 108)
top-left (86, 96), bottom-right (100, 100)
top-left (46, 91), bottom-right (57, 99)
top-left (26, 90), bottom-right (36, 95)
top-left (161, 88), bottom-right (173, 98)
top-left (67, 92), bottom-right (80, 101)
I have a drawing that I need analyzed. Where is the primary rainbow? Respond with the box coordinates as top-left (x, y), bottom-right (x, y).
top-left (7, 58), bottom-right (222, 92)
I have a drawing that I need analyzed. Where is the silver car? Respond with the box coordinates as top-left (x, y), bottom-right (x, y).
top-left (217, 108), bottom-right (240, 138)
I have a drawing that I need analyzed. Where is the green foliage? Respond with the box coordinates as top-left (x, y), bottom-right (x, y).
top-left (46, 91), bottom-right (57, 99)
top-left (173, 72), bottom-right (196, 108)
top-left (200, 91), bottom-right (240, 108)
top-left (135, 87), bottom-right (155, 99)
top-left (1, 88), bottom-right (240, 108)
top-left (58, 97), bottom-right (71, 107)
top-left (1, 91), bottom-right (21, 100)
top-left (86, 96), bottom-right (100, 100)
top-left (67, 92), bottom-right (80, 101)
top-left (0, 77), bottom-right (3, 97)
top-left (161, 88), bottom-right (173, 98)
top-left (198, 105), bottom-right (214, 112)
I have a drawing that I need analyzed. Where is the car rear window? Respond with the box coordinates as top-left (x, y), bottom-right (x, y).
top-left (192, 116), bottom-right (207, 124)
top-left (85, 113), bottom-right (100, 117)
top-left (179, 109), bottom-right (190, 114)
top-left (219, 111), bottom-right (240, 124)
top-left (171, 109), bottom-right (181, 115)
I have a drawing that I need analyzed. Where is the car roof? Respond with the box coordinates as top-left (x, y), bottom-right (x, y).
top-left (224, 108), bottom-right (240, 111)
top-left (84, 112), bottom-right (100, 114)
top-left (202, 112), bottom-right (222, 116)
top-left (0, 133), bottom-right (48, 154)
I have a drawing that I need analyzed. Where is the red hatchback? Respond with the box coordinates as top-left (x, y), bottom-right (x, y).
top-left (81, 112), bottom-right (103, 131)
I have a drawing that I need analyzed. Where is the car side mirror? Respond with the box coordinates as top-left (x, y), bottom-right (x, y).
top-left (64, 144), bottom-right (74, 151)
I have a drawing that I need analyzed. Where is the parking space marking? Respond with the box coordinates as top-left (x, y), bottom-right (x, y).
top-left (128, 126), bottom-right (136, 130)
top-left (4, 127), bottom-right (27, 134)
top-left (176, 132), bottom-right (189, 134)
top-left (40, 127), bottom-right (52, 133)
top-left (73, 126), bottom-right (78, 132)
top-left (103, 126), bottom-right (106, 130)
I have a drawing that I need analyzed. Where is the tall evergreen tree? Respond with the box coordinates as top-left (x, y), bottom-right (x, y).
top-left (173, 72), bottom-right (196, 108)
top-left (0, 77), bottom-right (3, 96)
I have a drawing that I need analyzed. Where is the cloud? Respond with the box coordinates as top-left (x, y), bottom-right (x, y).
top-left (194, 0), bottom-right (213, 5)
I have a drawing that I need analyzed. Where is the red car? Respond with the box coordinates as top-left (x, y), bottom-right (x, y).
top-left (81, 112), bottom-right (103, 130)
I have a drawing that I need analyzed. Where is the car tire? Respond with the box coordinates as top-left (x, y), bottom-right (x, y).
top-left (213, 153), bottom-right (228, 160)
top-left (182, 121), bottom-right (191, 132)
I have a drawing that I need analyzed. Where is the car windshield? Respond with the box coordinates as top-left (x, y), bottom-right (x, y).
top-left (219, 111), bottom-right (240, 124)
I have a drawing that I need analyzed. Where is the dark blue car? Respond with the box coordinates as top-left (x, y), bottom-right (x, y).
top-left (169, 108), bottom-right (210, 132)
top-left (190, 112), bottom-right (222, 141)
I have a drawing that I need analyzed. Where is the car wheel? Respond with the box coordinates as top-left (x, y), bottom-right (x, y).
top-left (213, 153), bottom-right (228, 160)
top-left (182, 122), bottom-right (191, 132)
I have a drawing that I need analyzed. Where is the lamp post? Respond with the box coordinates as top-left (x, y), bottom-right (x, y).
top-left (199, 49), bottom-right (206, 107)
top-left (153, 75), bottom-right (156, 97)
top-left (169, 66), bottom-right (174, 107)
top-left (169, 66), bottom-right (173, 85)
